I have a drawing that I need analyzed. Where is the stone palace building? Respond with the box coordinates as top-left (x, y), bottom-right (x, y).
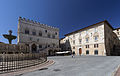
top-left (60, 20), bottom-right (120, 56)
top-left (17, 17), bottom-right (60, 56)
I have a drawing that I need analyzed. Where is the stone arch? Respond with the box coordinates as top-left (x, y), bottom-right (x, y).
top-left (48, 49), bottom-right (53, 56)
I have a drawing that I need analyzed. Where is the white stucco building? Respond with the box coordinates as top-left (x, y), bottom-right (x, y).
top-left (60, 20), bottom-right (120, 56)
top-left (17, 17), bottom-right (60, 55)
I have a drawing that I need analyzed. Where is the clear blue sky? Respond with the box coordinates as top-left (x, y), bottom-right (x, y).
top-left (0, 0), bottom-right (120, 44)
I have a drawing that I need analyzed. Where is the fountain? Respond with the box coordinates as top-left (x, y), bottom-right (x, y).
top-left (3, 30), bottom-right (17, 44)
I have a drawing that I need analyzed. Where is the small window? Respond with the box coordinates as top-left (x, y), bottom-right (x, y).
top-left (48, 34), bottom-right (51, 38)
top-left (73, 47), bottom-right (75, 49)
top-left (86, 50), bottom-right (89, 55)
top-left (37, 39), bottom-right (39, 42)
top-left (55, 32), bottom-right (57, 35)
top-left (79, 39), bottom-right (82, 44)
top-left (45, 30), bottom-right (47, 33)
top-left (48, 45), bottom-right (50, 47)
top-left (25, 30), bottom-right (29, 34)
top-left (30, 37), bottom-right (32, 40)
top-left (94, 44), bottom-right (98, 48)
top-left (32, 31), bottom-right (36, 35)
top-left (94, 50), bottom-right (98, 55)
top-left (94, 44), bottom-right (96, 48)
top-left (39, 32), bottom-right (42, 36)
top-left (52, 35), bottom-right (55, 39)
top-left (39, 45), bottom-right (42, 48)
top-left (86, 38), bottom-right (88, 42)
top-left (95, 36), bottom-right (98, 41)
top-left (96, 44), bottom-right (98, 48)
top-left (73, 40), bottom-right (75, 44)
top-left (86, 45), bottom-right (89, 48)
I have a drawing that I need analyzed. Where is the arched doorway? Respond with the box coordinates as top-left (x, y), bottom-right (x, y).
top-left (79, 48), bottom-right (82, 55)
top-left (31, 44), bottom-right (37, 53)
top-left (48, 50), bottom-right (53, 56)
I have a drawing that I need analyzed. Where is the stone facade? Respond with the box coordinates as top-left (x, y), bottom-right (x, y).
top-left (60, 20), bottom-right (120, 56)
top-left (17, 17), bottom-right (60, 55)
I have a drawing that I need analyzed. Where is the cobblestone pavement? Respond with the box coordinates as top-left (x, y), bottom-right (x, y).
top-left (0, 60), bottom-right (54, 76)
top-left (21, 56), bottom-right (120, 76)
top-left (114, 66), bottom-right (120, 76)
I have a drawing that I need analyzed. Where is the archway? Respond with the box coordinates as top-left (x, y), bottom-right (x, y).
top-left (48, 50), bottom-right (53, 56)
top-left (31, 44), bottom-right (37, 53)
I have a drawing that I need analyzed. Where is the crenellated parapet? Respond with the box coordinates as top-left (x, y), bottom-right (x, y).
top-left (19, 16), bottom-right (59, 31)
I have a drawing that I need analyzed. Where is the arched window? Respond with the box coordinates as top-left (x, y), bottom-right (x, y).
top-left (32, 30), bottom-right (36, 35)
top-left (95, 36), bottom-right (98, 40)
top-left (94, 50), bottom-right (98, 55)
top-left (85, 34), bottom-right (89, 43)
top-left (25, 29), bottom-right (29, 34)
top-left (93, 32), bottom-right (99, 41)
top-left (39, 31), bottom-right (42, 36)
top-left (86, 50), bottom-right (89, 55)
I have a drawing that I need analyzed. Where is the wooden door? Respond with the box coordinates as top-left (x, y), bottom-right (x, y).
top-left (79, 48), bottom-right (82, 55)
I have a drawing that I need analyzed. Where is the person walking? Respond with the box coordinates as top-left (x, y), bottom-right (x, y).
top-left (72, 51), bottom-right (75, 58)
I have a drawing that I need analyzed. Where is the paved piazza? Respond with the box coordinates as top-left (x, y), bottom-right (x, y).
top-left (21, 56), bottom-right (120, 76)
